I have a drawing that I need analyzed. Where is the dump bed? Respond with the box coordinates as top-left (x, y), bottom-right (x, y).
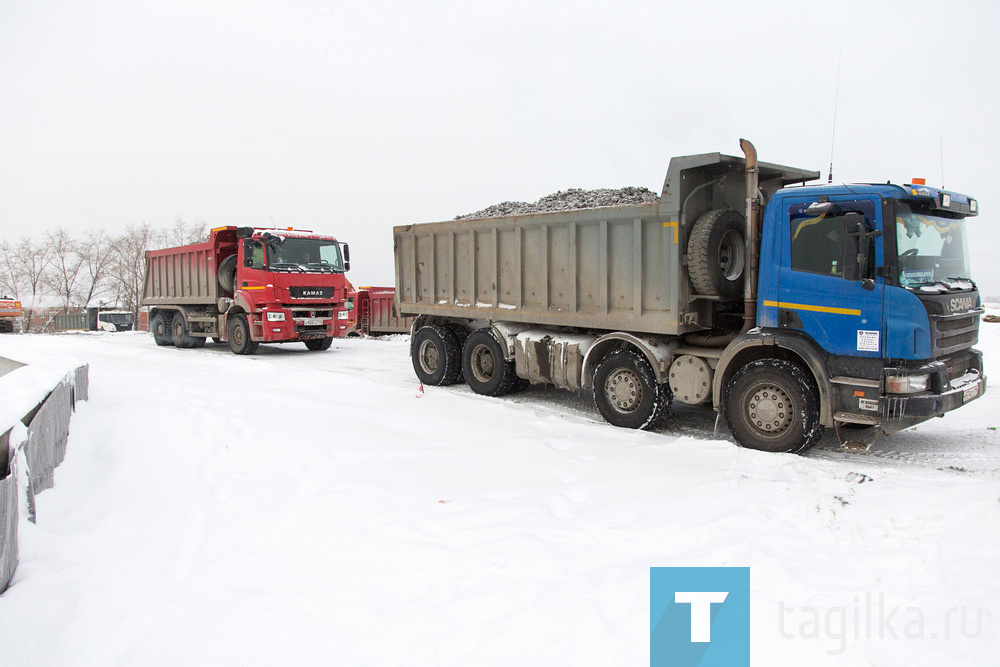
top-left (359, 287), bottom-right (414, 334)
top-left (142, 228), bottom-right (238, 307)
top-left (394, 152), bottom-right (817, 336)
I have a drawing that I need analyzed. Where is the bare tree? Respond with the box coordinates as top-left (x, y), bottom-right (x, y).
top-left (43, 228), bottom-right (85, 312)
top-left (108, 224), bottom-right (153, 319)
top-left (157, 217), bottom-right (207, 248)
top-left (0, 241), bottom-right (21, 300)
top-left (78, 228), bottom-right (114, 307)
top-left (12, 237), bottom-right (52, 332)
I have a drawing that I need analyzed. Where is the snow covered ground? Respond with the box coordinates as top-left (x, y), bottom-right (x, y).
top-left (1, 324), bottom-right (998, 665)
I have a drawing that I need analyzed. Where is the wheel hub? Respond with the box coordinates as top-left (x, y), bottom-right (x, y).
top-left (418, 340), bottom-right (440, 373)
top-left (606, 369), bottom-right (641, 413)
top-left (470, 344), bottom-right (495, 383)
top-left (747, 384), bottom-right (792, 435)
top-left (718, 229), bottom-right (746, 281)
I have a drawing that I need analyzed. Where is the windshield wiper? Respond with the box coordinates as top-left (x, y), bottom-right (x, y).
top-left (268, 262), bottom-right (306, 272)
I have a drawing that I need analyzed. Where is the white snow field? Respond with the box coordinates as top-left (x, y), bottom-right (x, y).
top-left (1, 324), bottom-right (998, 665)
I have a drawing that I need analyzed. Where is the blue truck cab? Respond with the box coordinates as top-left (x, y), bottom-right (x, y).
top-left (719, 179), bottom-right (984, 447)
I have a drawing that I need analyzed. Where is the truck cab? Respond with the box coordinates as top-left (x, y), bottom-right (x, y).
top-left (728, 182), bottom-right (984, 438)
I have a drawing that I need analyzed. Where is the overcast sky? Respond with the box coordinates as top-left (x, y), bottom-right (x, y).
top-left (1, 0), bottom-right (997, 292)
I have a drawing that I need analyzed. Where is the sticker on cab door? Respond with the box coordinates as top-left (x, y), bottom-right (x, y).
top-left (857, 330), bottom-right (879, 352)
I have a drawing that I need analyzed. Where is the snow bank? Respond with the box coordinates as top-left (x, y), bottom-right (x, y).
top-left (0, 352), bottom-right (89, 594)
top-left (0, 331), bottom-right (995, 664)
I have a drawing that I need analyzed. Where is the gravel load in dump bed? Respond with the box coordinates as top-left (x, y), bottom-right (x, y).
top-left (455, 186), bottom-right (659, 220)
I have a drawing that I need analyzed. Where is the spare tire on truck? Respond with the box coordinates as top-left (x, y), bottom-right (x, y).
top-left (686, 208), bottom-right (745, 299)
top-left (218, 254), bottom-right (238, 294)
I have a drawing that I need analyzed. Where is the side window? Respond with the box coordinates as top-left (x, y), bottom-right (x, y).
top-left (319, 244), bottom-right (343, 269)
top-left (789, 212), bottom-right (850, 277)
top-left (244, 240), bottom-right (266, 269)
top-left (788, 201), bottom-right (876, 281)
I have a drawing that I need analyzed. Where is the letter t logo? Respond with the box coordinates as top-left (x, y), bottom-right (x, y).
top-left (674, 592), bottom-right (729, 642)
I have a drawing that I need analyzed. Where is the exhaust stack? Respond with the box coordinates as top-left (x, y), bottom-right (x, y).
top-left (740, 138), bottom-right (760, 333)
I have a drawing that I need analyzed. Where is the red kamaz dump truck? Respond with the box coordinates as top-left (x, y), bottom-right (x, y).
top-left (142, 226), bottom-right (353, 354)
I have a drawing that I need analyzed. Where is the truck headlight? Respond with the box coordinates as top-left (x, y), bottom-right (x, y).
top-left (885, 373), bottom-right (929, 394)
top-left (266, 311), bottom-right (286, 322)
top-left (337, 311), bottom-right (349, 319)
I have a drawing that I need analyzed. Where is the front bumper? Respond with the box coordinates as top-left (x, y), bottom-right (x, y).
top-left (250, 306), bottom-right (350, 342)
top-left (881, 370), bottom-right (986, 431)
top-left (832, 348), bottom-right (986, 433)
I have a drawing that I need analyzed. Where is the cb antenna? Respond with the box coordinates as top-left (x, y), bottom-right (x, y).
top-left (940, 137), bottom-right (945, 188)
top-left (828, 51), bottom-right (842, 184)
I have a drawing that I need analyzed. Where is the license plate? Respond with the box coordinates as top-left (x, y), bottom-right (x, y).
top-left (303, 318), bottom-right (323, 326)
top-left (963, 381), bottom-right (981, 403)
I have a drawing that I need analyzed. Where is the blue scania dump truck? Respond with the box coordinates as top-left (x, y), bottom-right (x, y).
top-left (393, 140), bottom-right (984, 453)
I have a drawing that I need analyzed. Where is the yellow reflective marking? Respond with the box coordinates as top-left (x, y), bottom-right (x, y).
top-left (662, 220), bottom-right (678, 243)
top-left (210, 226), bottom-right (231, 232)
top-left (763, 300), bottom-right (861, 316)
top-left (242, 286), bottom-right (266, 290)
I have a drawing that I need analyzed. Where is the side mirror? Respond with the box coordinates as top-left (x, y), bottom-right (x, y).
top-left (243, 239), bottom-right (254, 267)
top-left (841, 213), bottom-right (865, 281)
top-left (341, 243), bottom-right (351, 271)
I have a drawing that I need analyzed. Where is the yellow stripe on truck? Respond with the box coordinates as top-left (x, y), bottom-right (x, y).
top-left (763, 300), bottom-right (861, 316)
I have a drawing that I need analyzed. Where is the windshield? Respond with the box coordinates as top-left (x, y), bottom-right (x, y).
top-left (894, 202), bottom-right (972, 289)
top-left (264, 236), bottom-right (344, 273)
top-left (98, 312), bottom-right (132, 325)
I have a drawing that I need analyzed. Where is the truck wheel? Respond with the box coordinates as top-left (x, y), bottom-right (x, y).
top-left (305, 337), bottom-right (333, 351)
top-left (687, 208), bottom-right (745, 299)
top-left (170, 313), bottom-right (198, 348)
top-left (218, 254), bottom-right (238, 294)
top-left (227, 314), bottom-right (259, 355)
top-left (151, 312), bottom-right (174, 346)
top-left (411, 325), bottom-right (462, 386)
top-left (593, 348), bottom-right (671, 429)
top-left (462, 328), bottom-right (519, 397)
top-left (724, 359), bottom-right (825, 453)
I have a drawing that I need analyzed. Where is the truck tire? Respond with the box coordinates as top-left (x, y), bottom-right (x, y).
top-left (227, 314), bottom-right (259, 355)
top-left (724, 358), bottom-right (825, 453)
top-left (151, 312), bottom-right (174, 346)
top-left (411, 325), bottom-right (463, 386)
top-left (218, 254), bottom-right (238, 294)
top-left (170, 313), bottom-right (198, 348)
top-left (304, 337), bottom-right (333, 351)
top-left (687, 208), bottom-right (745, 298)
top-left (462, 328), bottom-right (519, 397)
top-left (593, 348), bottom-right (671, 429)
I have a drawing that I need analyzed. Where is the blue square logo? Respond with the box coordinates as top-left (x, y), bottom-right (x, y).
top-left (650, 567), bottom-right (750, 666)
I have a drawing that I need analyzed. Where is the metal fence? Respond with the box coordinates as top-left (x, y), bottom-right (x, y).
top-left (0, 357), bottom-right (89, 594)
